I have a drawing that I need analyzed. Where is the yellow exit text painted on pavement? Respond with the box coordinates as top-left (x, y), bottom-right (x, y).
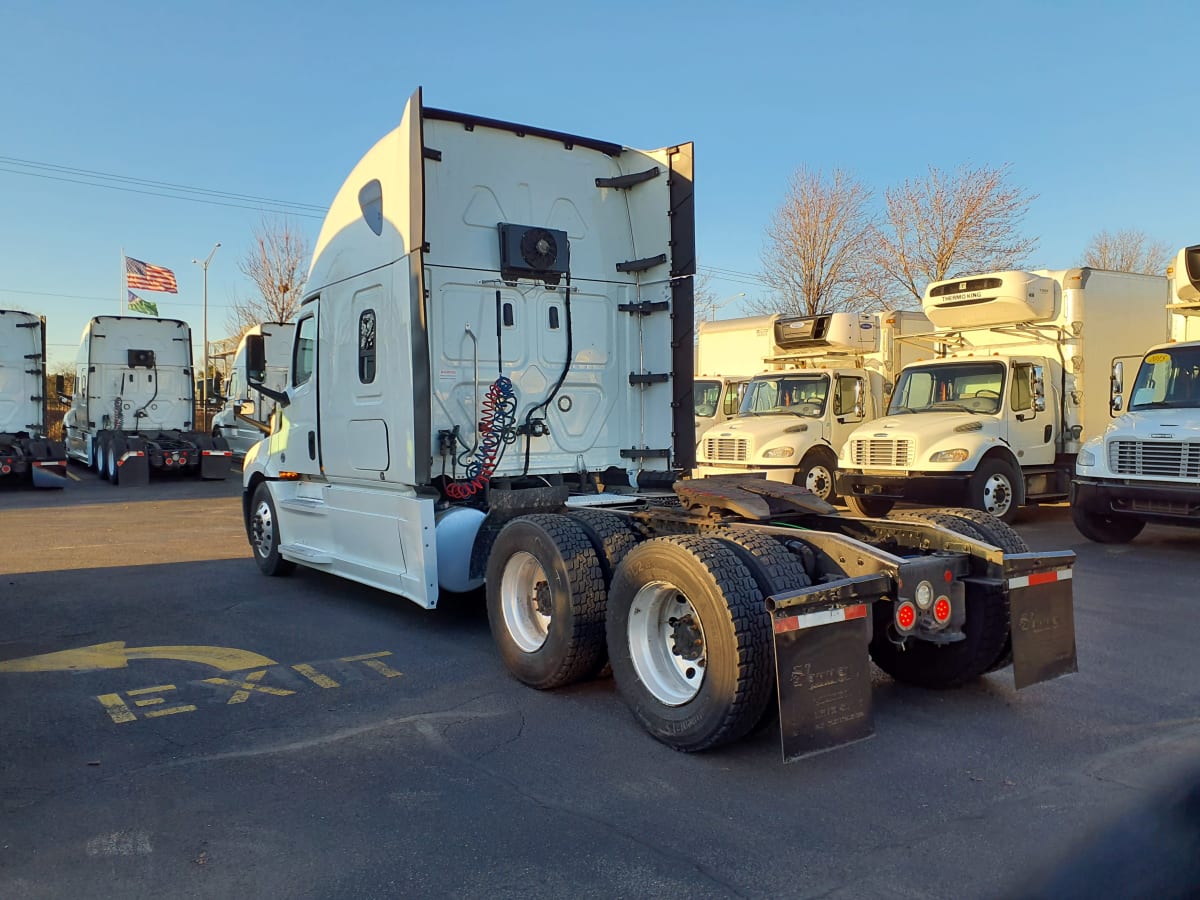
top-left (94, 651), bottom-right (403, 724)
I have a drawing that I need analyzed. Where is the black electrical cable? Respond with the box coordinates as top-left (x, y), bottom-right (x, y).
top-left (522, 276), bottom-right (573, 476)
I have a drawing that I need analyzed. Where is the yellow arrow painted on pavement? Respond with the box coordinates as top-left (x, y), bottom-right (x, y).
top-left (0, 642), bottom-right (279, 673)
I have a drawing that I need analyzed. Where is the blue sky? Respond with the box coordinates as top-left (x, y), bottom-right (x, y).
top-left (1, 0), bottom-right (1194, 368)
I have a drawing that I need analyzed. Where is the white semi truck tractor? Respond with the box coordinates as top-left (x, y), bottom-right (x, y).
top-left (837, 268), bottom-right (1167, 522)
top-left (695, 310), bottom-right (931, 501)
top-left (212, 321), bottom-right (295, 458)
top-left (61, 315), bottom-right (233, 485)
top-left (1072, 245), bottom-right (1200, 542)
top-left (0, 310), bottom-right (68, 488)
top-left (240, 88), bottom-right (1078, 759)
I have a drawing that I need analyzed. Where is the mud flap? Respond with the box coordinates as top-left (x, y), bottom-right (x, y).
top-left (200, 451), bottom-right (233, 480)
top-left (118, 452), bottom-right (150, 487)
top-left (30, 461), bottom-right (68, 489)
top-left (1006, 554), bottom-right (1078, 689)
top-left (768, 573), bottom-right (886, 762)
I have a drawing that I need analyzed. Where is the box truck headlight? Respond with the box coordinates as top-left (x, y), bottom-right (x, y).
top-left (762, 447), bottom-right (795, 459)
top-left (929, 448), bottom-right (969, 463)
top-left (1077, 447), bottom-right (1097, 467)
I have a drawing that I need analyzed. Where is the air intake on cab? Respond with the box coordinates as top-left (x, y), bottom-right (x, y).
top-left (498, 223), bottom-right (570, 285)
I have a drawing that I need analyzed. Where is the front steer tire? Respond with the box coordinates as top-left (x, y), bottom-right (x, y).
top-left (1071, 503), bottom-right (1145, 544)
top-left (486, 514), bottom-right (608, 691)
top-left (845, 495), bottom-right (895, 518)
top-left (249, 482), bottom-right (295, 577)
top-left (606, 535), bottom-right (774, 752)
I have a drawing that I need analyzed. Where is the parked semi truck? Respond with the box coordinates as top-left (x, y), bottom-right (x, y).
top-left (836, 268), bottom-right (1167, 522)
top-left (241, 89), bottom-right (1077, 759)
top-left (0, 309), bottom-right (67, 488)
top-left (61, 316), bottom-right (233, 485)
top-left (212, 321), bottom-right (295, 458)
top-left (1072, 245), bottom-right (1200, 541)
top-left (695, 310), bottom-right (932, 501)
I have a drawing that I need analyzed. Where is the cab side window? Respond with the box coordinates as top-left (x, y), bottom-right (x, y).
top-left (834, 377), bottom-right (864, 418)
top-left (293, 316), bottom-right (316, 387)
top-left (1011, 364), bottom-right (1032, 411)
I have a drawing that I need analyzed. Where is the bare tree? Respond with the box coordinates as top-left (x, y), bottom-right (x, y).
top-left (1082, 228), bottom-right (1171, 276)
top-left (751, 167), bottom-right (874, 316)
top-left (866, 164), bottom-right (1038, 306)
top-left (227, 217), bottom-right (310, 338)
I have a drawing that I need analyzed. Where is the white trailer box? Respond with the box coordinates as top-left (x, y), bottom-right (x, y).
top-left (0, 310), bottom-right (67, 487)
top-left (838, 268), bottom-right (1167, 521)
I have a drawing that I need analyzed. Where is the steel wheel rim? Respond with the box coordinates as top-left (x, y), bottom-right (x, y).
top-left (805, 464), bottom-right (834, 499)
top-left (252, 499), bottom-right (275, 559)
top-left (982, 473), bottom-right (1013, 517)
top-left (500, 551), bottom-right (552, 653)
top-left (627, 581), bottom-right (707, 706)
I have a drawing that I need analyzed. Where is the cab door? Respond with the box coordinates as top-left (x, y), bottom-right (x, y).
top-left (1006, 359), bottom-right (1055, 466)
top-left (279, 307), bottom-right (322, 476)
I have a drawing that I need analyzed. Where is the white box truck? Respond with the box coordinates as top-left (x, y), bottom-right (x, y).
top-left (695, 310), bottom-right (932, 501)
top-left (692, 315), bottom-right (774, 440)
top-left (211, 322), bottom-right (295, 458)
top-left (240, 88), bottom-right (1078, 759)
top-left (1072, 245), bottom-right (1200, 541)
top-left (0, 310), bottom-right (68, 488)
top-left (61, 315), bottom-right (233, 485)
top-left (836, 268), bottom-right (1167, 522)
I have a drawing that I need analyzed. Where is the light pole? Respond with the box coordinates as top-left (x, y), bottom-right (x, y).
top-left (192, 243), bottom-right (221, 431)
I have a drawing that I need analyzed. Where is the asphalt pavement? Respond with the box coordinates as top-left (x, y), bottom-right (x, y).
top-left (2, 466), bottom-right (1199, 898)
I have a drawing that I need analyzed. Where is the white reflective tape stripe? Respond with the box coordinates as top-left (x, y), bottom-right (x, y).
top-left (1008, 568), bottom-right (1074, 589)
top-left (794, 607), bottom-right (850, 630)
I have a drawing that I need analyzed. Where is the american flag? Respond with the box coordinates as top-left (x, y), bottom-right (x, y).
top-left (125, 256), bottom-right (178, 293)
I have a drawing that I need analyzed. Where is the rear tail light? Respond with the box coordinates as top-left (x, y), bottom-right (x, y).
top-left (933, 596), bottom-right (952, 625)
top-left (895, 600), bottom-right (917, 633)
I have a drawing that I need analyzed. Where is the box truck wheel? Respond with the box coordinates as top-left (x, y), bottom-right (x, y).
top-left (845, 495), bottom-right (895, 518)
top-left (606, 535), bottom-right (773, 752)
top-left (969, 458), bottom-right (1022, 523)
top-left (1071, 504), bottom-right (1145, 544)
top-left (795, 449), bottom-right (838, 502)
top-left (249, 483), bottom-right (295, 577)
top-left (486, 514), bottom-right (607, 690)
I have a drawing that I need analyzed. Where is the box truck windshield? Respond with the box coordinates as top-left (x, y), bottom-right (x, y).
top-left (740, 374), bottom-right (829, 417)
top-left (888, 362), bottom-right (1006, 415)
top-left (1128, 346), bottom-right (1200, 410)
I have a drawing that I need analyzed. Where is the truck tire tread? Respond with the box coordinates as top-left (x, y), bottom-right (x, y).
top-left (486, 514), bottom-right (608, 690)
top-left (607, 535), bottom-right (773, 752)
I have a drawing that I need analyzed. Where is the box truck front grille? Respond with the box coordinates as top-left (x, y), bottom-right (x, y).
top-left (1108, 440), bottom-right (1200, 478)
top-left (850, 439), bottom-right (912, 468)
top-left (703, 437), bottom-right (748, 462)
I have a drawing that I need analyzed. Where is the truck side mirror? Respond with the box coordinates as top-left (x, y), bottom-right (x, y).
top-left (1031, 365), bottom-right (1046, 413)
top-left (853, 380), bottom-right (865, 419)
top-left (246, 334), bottom-right (267, 385)
top-left (55, 374), bottom-right (71, 402)
top-left (1110, 360), bottom-right (1124, 413)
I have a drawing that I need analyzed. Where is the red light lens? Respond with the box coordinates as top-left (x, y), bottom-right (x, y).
top-left (944, 569), bottom-right (953, 583)
top-left (934, 597), bottom-right (951, 623)
top-left (896, 601), bottom-right (917, 631)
